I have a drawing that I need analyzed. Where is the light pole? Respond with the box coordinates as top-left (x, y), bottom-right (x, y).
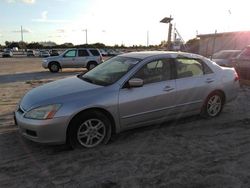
top-left (160, 16), bottom-right (173, 50)
top-left (21, 25), bottom-right (24, 53)
top-left (21, 25), bottom-right (23, 42)
top-left (82, 29), bottom-right (88, 44)
top-left (147, 30), bottom-right (149, 47)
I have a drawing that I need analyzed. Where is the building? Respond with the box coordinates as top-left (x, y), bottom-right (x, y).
top-left (197, 31), bottom-right (250, 57)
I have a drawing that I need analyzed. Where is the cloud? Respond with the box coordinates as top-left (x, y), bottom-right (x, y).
top-left (32, 11), bottom-right (70, 23)
top-left (32, 19), bottom-right (70, 23)
top-left (41, 11), bottom-right (48, 20)
top-left (6, 0), bottom-right (35, 4)
top-left (48, 35), bottom-right (63, 38)
top-left (12, 28), bottom-right (32, 33)
top-left (22, 0), bottom-right (35, 3)
top-left (56, 29), bottom-right (66, 33)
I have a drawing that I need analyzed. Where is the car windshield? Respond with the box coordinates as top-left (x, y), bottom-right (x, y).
top-left (79, 56), bottom-right (140, 86)
top-left (213, 51), bottom-right (241, 59)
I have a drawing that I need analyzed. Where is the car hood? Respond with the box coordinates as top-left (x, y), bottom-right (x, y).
top-left (20, 76), bottom-right (102, 111)
top-left (44, 55), bottom-right (60, 60)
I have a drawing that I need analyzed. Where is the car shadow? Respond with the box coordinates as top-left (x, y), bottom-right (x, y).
top-left (6, 115), bottom-right (202, 154)
top-left (0, 70), bottom-right (85, 84)
top-left (110, 115), bottom-right (201, 143)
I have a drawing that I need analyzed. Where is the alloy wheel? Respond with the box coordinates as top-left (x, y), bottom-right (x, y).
top-left (207, 95), bottom-right (222, 117)
top-left (77, 119), bottom-right (106, 148)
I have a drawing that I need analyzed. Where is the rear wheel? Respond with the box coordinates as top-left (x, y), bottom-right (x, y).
top-left (201, 91), bottom-right (224, 118)
top-left (87, 62), bottom-right (97, 70)
top-left (68, 111), bottom-right (111, 148)
top-left (49, 62), bottom-right (60, 73)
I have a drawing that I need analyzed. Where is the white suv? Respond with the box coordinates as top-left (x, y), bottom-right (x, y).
top-left (42, 48), bottom-right (103, 72)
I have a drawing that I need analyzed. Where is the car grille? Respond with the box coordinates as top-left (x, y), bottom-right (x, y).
top-left (26, 129), bottom-right (37, 137)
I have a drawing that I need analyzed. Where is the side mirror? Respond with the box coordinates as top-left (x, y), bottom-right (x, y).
top-left (128, 78), bottom-right (143, 88)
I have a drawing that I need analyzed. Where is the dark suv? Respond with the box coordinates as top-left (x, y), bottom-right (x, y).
top-left (42, 48), bottom-right (103, 72)
top-left (233, 46), bottom-right (250, 80)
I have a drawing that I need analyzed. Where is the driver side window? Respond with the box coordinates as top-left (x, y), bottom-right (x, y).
top-left (133, 59), bottom-right (172, 85)
top-left (64, 50), bottom-right (76, 57)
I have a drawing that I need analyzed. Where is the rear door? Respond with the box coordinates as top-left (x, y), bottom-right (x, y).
top-left (118, 58), bottom-right (177, 129)
top-left (173, 58), bottom-right (215, 115)
top-left (75, 49), bottom-right (90, 68)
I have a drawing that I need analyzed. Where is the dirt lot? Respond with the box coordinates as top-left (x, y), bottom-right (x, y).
top-left (1, 57), bottom-right (250, 187)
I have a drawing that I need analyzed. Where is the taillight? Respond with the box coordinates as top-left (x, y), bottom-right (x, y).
top-left (234, 70), bottom-right (239, 81)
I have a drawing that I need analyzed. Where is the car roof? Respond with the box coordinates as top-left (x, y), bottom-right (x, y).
top-left (214, 50), bottom-right (241, 53)
top-left (119, 51), bottom-right (203, 60)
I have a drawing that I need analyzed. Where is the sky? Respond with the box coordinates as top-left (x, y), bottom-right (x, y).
top-left (0, 0), bottom-right (250, 46)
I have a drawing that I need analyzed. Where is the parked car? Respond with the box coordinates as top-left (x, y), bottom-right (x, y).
top-left (106, 49), bottom-right (122, 56)
top-left (212, 50), bottom-right (241, 67)
top-left (99, 49), bottom-right (108, 56)
top-left (2, 50), bottom-right (13, 57)
top-left (49, 49), bottom-right (59, 56)
top-left (233, 45), bottom-right (250, 80)
top-left (42, 48), bottom-right (103, 72)
top-left (39, 50), bottom-right (50, 58)
top-left (15, 51), bottom-right (239, 148)
top-left (27, 50), bottom-right (35, 57)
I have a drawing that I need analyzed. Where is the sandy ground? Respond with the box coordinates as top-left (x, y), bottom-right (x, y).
top-left (1, 57), bottom-right (250, 187)
top-left (0, 57), bottom-right (84, 132)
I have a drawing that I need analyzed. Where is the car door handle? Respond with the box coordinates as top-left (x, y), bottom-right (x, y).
top-left (163, 86), bottom-right (175, 92)
top-left (206, 78), bottom-right (215, 83)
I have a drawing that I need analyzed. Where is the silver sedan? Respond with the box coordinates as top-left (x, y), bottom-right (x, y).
top-left (15, 51), bottom-right (240, 148)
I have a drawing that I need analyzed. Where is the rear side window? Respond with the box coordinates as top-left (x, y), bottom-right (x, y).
top-left (175, 58), bottom-right (213, 79)
top-left (78, 50), bottom-right (89, 57)
top-left (176, 58), bottom-right (203, 78)
top-left (89, 49), bottom-right (100, 56)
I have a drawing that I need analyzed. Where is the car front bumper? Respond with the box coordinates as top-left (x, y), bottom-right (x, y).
top-left (15, 111), bottom-right (69, 144)
top-left (42, 61), bottom-right (49, 69)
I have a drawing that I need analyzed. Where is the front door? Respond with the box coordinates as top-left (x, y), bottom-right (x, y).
top-left (118, 58), bottom-right (177, 129)
top-left (61, 49), bottom-right (77, 68)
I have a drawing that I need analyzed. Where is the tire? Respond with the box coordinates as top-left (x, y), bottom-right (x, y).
top-left (201, 91), bottom-right (224, 118)
top-left (87, 62), bottom-right (97, 70)
top-left (68, 111), bottom-right (112, 149)
top-left (49, 62), bottom-right (60, 73)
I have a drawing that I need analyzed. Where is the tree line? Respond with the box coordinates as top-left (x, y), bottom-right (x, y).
top-left (1, 38), bottom-right (200, 54)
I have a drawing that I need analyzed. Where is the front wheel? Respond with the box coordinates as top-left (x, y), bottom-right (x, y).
top-left (49, 62), bottom-right (60, 73)
top-left (201, 92), bottom-right (224, 118)
top-left (68, 111), bottom-right (111, 148)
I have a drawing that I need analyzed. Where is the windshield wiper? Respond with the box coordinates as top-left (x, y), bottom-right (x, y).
top-left (77, 75), bottom-right (93, 83)
top-left (77, 75), bottom-right (109, 86)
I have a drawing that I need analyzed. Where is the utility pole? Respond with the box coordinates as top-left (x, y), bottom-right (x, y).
top-left (85, 29), bottom-right (88, 44)
top-left (21, 25), bottom-right (24, 53)
top-left (21, 25), bottom-right (23, 42)
top-left (83, 29), bottom-right (88, 44)
top-left (211, 30), bottom-right (217, 59)
top-left (147, 30), bottom-right (149, 47)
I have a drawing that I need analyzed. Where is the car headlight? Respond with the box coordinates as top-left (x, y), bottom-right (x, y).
top-left (43, 59), bottom-right (48, 63)
top-left (24, 104), bottom-right (62, 120)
